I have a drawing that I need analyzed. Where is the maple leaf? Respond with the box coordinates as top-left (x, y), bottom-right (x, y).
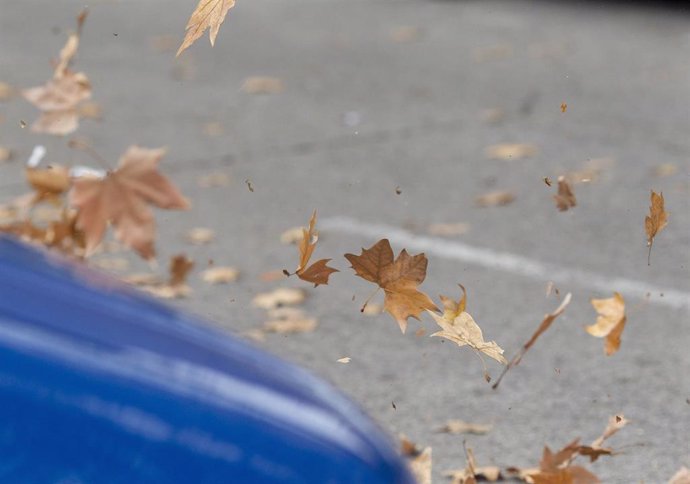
top-left (585, 293), bottom-right (626, 356)
top-left (645, 190), bottom-right (668, 265)
top-left (493, 293), bottom-right (572, 389)
top-left (22, 10), bottom-right (92, 135)
top-left (553, 176), bottom-right (576, 211)
top-left (292, 211), bottom-right (338, 286)
top-left (177, 0), bottom-right (235, 56)
top-left (429, 284), bottom-right (507, 381)
top-left (70, 146), bottom-right (189, 259)
top-left (345, 239), bottom-right (437, 333)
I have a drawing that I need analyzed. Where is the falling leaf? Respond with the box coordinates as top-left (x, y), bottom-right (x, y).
top-left (241, 77), bottom-right (284, 94)
top-left (177, 0), bottom-right (235, 56)
top-left (292, 211), bottom-right (338, 286)
top-left (553, 176), bottom-right (576, 211)
top-left (585, 293), bottom-right (626, 356)
top-left (653, 163), bottom-right (678, 178)
top-left (430, 284), bottom-right (507, 381)
top-left (493, 293), bottom-right (572, 389)
top-left (280, 226), bottom-right (304, 244)
top-left (0, 146), bottom-right (12, 163)
top-left (201, 266), bottom-right (239, 284)
top-left (345, 239), bottom-right (437, 333)
top-left (475, 190), bottom-right (516, 207)
top-left (390, 26), bottom-right (421, 43)
top-left (70, 146), bottom-right (190, 259)
top-left (437, 419), bottom-right (493, 435)
top-left (252, 287), bottom-right (306, 309)
top-left (485, 143), bottom-right (537, 160)
top-left (669, 467), bottom-right (690, 484)
top-left (445, 444), bottom-right (503, 484)
top-left (560, 103), bottom-right (567, 113)
top-left (645, 190), bottom-right (668, 265)
top-left (400, 436), bottom-right (432, 484)
top-left (428, 222), bottom-right (471, 237)
top-left (186, 227), bottom-right (215, 245)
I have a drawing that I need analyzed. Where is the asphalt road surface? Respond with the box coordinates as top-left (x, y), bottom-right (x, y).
top-left (1, 0), bottom-right (689, 482)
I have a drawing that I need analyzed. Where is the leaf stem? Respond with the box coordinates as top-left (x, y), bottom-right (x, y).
top-left (360, 286), bottom-right (381, 312)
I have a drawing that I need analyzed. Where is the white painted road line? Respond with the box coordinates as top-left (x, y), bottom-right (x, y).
top-left (321, 216), bottom-right (690, 311)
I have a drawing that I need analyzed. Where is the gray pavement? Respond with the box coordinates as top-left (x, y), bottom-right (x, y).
top-left (1, 0), bottom-right (689, 482)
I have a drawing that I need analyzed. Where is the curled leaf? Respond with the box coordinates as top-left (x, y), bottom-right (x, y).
top-left (585, 293), bottom-right (626, 356)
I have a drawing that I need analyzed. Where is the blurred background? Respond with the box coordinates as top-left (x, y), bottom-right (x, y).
top-left (1, 0), bottom-right (689, 481)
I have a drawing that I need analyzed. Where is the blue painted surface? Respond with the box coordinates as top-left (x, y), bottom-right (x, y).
top-left (0, 236), bottom-right (415, 484)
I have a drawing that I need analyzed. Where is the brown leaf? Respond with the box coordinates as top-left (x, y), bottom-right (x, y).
top-left (293, 211), bottom-right (338, 286)
top-left (475, 190), bottom-right (516, 207)
top-left (241, 77), bottom-right (284, 94)
top-left (645, 190), bottom-right (668, 265)
top-left (201, 266), bottom-right (239, 284)
top-left (493, 293), bottom-right (571, 389)
top-left (252, 287), bottom-right (306, 309)
top-left (70, 146), bottom-right (190, 259)
top-left (585, 293), bottom-right (626, 356)
top-left (177, 0), bottom-right (235, 56)
top-left (26, 164), bottom-right (71, 201)
top-left (553, 176), bottom-right (576, 212)
top-left (485, 143), bottom-right (537, 160)
top-left (437, 419), bottom-right (493, 435)
top-left (530, 466), bottom-right (599, 484)
top-left (345, 239), bottom-right (437, 333)
top-left (589, 414), bottom-right (628, 450)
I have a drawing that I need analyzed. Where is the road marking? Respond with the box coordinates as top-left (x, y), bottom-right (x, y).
top-left (321, 216), bottom-right (690, 311)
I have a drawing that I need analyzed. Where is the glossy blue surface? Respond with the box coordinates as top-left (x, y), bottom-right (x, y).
top-left (0, 236), bottom-right (414, 484)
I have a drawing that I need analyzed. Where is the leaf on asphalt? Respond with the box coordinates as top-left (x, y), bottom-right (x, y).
top-left (485, 143), bottom-right (537, 160)
top-left (201, 266), bottom-right (239, 284)
top-left (553, 176), bottom-right (576, 212)
top-left (645, 190), bottom-right (668, 265)
top-left (185, 227), bottom-right (215, 245)
top-left (177, 0), bottom-right (235, 56)
top-left (430, 284), bottom-right (507, 381)
top-left (493, 293), bottom-right (572, 389)
top-left (345, 238), bottom-right (437, 333)
top-left (70, 146), bottom-right (190, 259)
top-left (280, 226), bottom-right (304, 244)
top-left (143, 254), bottom-right (194, 299)
top-left (337, 357), bottom-right (351, 364)
top-left (427, 222), bottom-right (471, 237)
top-left (252, 287), bottom-right (306, 309)
top-left (241, 76), bottom-right (284, 94)
top-left (585, 293), bottom-right (626, 356)
top-left (292, 211), bottom-right (338, 286)
top-left (25, 164), bottom-right (71, 202)
top-left (437, 419), bottom-right (493, 435)
top-left (475, 190), bottom-right (516, 207)
top-left (445, 444), bottom-right (503, 484)
top-left (669, 467), bottom-right (690, 484)
top-left (22, 9), bottom-right (92, 135)
top-left (262, 307), bottom-right (318, 334)
top-left (400, 436), bottom-right (432, 484)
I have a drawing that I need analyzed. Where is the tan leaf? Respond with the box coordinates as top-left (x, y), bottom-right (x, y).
top-left (475, 190), bottom-right (516, 207)
top-left (70, 146), bottom-right (190, 259)
top-left (585, 293), bottom-right (626, 356)
top-left (77, 101), bottom-right (102, 119)
top-left (427, 222), bottom-right (471, 236)
top-left (400, 436), bottom-right (432, 484)
top-left (485, 143), bottom-right (537, 160)
top-left (345, 239), bottom-right (437, 333)
top-left (177, 0), bottom-right (235, 56)
top-left (336, 357), bottom-right (351, 364)
top-left (437, 419), bottom-right (493, 435)
top-left (241, 76), bottom-right (284, 94)
top-left (669, 467), bottom-right (690, 484)
top-left (186, 227), bottom-right (215, 245)
top-left (201, 266), bottom-right (239, 284)
top-left (645, 190), bottom-right (668, 265)
top-left (26, 165), bottom-right (71, 200)
top-left (589, 414), bottom-right (628, 451)
top-left (553, 176), bottom-right (576, 211)
top-left (530, 467), bottom-right (599, 484)
top-left (430, 284), bottom-right (507, 380)
top-left (444, 467), bottom-right (503, 484)
top-left (252, 287), bottom-right (306, 309)
top-left (493, 293), bottom-right (572, 389)
top-left (123, 273), bottom-right (163, 286)
top-left (293, 211), bottom-right (338, 286)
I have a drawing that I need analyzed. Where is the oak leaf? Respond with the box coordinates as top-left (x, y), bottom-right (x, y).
top-left (553, 176), bottom-right (576, 211)
top-left (177, 0), bottom-right (235, 56)
top-left (585, 293), bottom-right (626, 356)
top-left (70, 146), bottom-right (190, 259)
top-left (645, 190), bottom-right (668, 265)
top-left (429, 284), bottom-right (507, 381)
top-left (345, 239), bottom-right (437, 333)
top-left (293, 211), bottom-right (338, 286)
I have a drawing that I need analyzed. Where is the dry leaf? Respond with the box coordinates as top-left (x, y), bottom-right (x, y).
top-left (345, 239), bottom-right (437, 333)
top-left (280, 226), bottom-right (304, 244)
top-left (241, 77), bottom-right (284, 94)
top-left (585, 293), bottom-right (626, 356)
top-left (428, 222), bottom-right (471, 237)
top-left (177, 0), bottom-right (235, 56)
top-left (475, 190), bottom-right (515, 207)
top-left (293, 211), bottom-right (338, 286)
top-left (669, 467), bottom-right (690, 484)
top-left (70, 146), bottom-right (190, 259)
top-left (493, 293), bottom-right (572, 389)
top-left (485, 143), bottom-right (537, 160)
top-left (337, 357), bottom-right (351, 364)
top-left (77, 101), bottom-right (102, 119)
top-left (430, 284), bottom-right (507, 381)
top-left (400, 436), bottom-right (432, 484)
top-left (445, 445), bottom-right (502, 484)
top-left (252, 287), bottom-right (306, 309)
top-left (645, 190), bottom-right (668, 265)
top-left (437, 419), bottom-right (493, 435)
top-left (186, 227), bottom-right (215, 245)
top-left (123, 273), bottom-right (163, 286)
top-left (201, 266), bottom-right (239, 284)
top-left (553, 176), bottom-right (576, 211)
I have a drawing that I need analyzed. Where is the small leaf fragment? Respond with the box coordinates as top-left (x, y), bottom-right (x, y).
top-left (553, 176), bottom-right (576, 211)
top-left (177, 0), bottom-right (235, 56)
top-left (645, 190), bottom-right (668, 265)
top-left (585, 293), bottom-right (626, 356)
